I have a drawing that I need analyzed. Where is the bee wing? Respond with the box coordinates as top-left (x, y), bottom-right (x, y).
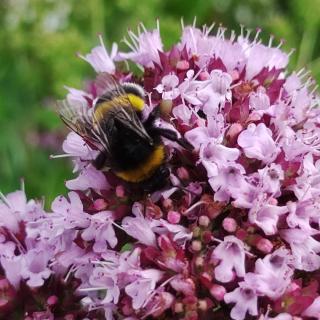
top-left (56, 99), bottom-right (111, 154)
top-left (110, 104), bottom-right (153, 145)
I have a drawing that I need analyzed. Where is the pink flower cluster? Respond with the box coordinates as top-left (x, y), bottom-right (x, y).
top-left (1, 21), bottom-right (320, 319)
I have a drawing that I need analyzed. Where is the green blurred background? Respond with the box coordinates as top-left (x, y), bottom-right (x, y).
top-left (1, 0), bottom-right (320, 206)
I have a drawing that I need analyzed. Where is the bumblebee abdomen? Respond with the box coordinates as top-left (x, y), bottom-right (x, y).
top-left (115, 145), bottom-right (165, 183)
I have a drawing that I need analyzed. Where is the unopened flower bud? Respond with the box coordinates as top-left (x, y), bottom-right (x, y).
top-left (174, 302), bottom-right (184, 313)
top-left (198, 299), bottom-right (207, 311)
top-left (222, 217), bottom-right (237, 232)
top-left (176, 60), bottom-right (189, 70)
top-left (199, 215), bottom-right (210, 227)
top-left (115, 185), bottom-right (125, 198)
top-left (183, 295), bottom-right (197, 306)
top-left (202, 231), bottom-right (213, 243)
top-left (162, 198), bottom-right (173, 211)
top-left (177, 167), bottom-right (190, 180)
top-left (226, 123), bottom-right (243, 144)
top-left (167, 211), bottom-right (181, 224)
top-left (235, 228), bottom-right (247, 240)
top-left (256, 238), bottom-right (273, 253)
top-left (201, 272), bottom-right (212, 282)
top-left (199, 71), bottom-right (210, 80)
top-left (247, 112), bottom-right (262, 122)
top-left (93, 198), bottom-right (107, 211)
top-left (210, 284), bottom-right (226, 301)
top-left (47, 295), bottom-right (58, 306)
top-left (195, 256), bottom-right (204, 268)
top-left (269, 197), bottom-right (278, 205)
top-left (191, 240), bottom-right (202, 252)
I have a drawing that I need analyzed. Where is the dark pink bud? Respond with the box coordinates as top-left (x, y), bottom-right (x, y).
top-left (236, 228), bottom-right (247, 241)
top-left (47, 295), bottom-right (58, 306)
top-left (93, 198), bottom-right (107, 211)
top-left (115, 185), bottom-right (125, 198)
top-left (210, 284), bottom-right (226, 301)
top-left (202, 231), bottom-right (213, 244)
top-left (222, 217), bottom-right (237, 232)
top-left (256, 238), bottom-right (273, 253)
top-left (167, 211), bottom-right (181, 224)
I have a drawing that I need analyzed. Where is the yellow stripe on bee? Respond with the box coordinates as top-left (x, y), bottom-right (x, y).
top-left (94, 94), bottom-right (145, 122)
top-left (115, 145), bottom-right (165, 182)
top-left (127, 94), bottom-right (145, 112)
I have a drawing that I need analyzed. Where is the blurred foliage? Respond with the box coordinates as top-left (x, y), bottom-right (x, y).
top-left (1, 0), bottom-right (320, 206)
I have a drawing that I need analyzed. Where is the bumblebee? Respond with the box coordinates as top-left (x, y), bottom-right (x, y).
top-left (57, 73), bottom-right (192, 191)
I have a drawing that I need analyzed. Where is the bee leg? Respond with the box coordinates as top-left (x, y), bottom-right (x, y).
top-left (144, 106), bottom-right (161, 127)
top-left (144, 106), bottom-right (193, 150)
top-left (92, 151), bottom-right (107, 170)
top-left (151, 127), bottom-right (194, 151)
